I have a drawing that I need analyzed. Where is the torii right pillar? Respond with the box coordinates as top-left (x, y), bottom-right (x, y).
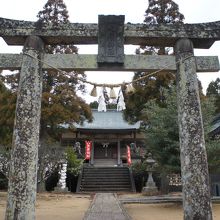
top-left (175, 38), bottom-right (213, 220)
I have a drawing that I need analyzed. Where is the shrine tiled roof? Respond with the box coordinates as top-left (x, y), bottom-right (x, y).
top-left (75, 110), bottom-right (140, 130)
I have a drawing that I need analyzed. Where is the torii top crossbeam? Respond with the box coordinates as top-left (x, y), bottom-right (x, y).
top-left (0, 17), bottom-right (220, 48)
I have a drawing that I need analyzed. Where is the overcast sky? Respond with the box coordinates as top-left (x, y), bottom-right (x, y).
top-left (0, 0), bottom-right (219, 101)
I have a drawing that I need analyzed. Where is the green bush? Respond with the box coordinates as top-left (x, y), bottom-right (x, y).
top-left (66, 147), bottom-right (83, 176)
top-left (131, 161), bottom-right (148, 192)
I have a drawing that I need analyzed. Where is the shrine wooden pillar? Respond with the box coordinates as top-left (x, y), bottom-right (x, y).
top-left (90, 140), bottom-right (94, 165)
top-left (117, 140), bottom-right (121, 166)
top-left (5, 36), bottom-right (44, 220)
top-left (175, 38), bottom-right (213, 220)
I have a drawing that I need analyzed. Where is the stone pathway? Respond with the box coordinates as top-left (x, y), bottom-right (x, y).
top-left (83, 193), bottom-right (131, 220)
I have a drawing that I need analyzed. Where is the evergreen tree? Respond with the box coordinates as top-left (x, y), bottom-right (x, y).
top-left (206, 78), bottom-right (220, 96)
top-left (124, 0), bottom-right (184, 122)
top-left (142, 85), bottom-right (219, 174)
top-left (145, 0), bottom-right (184, 24)
top-left (37, 0), bottom-right (69, 25)
top-left (206, 78), bottom-right (220, 113)
top-left (143, 0), bottom-right (184, 55)
top-left (142, 87), bottom-right (180, 173)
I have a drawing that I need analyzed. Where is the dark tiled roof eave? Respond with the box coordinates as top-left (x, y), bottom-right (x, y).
top-left (75, 110), bottom-right (140, 130)
top-left (77, 128), bottom-right (137, 134)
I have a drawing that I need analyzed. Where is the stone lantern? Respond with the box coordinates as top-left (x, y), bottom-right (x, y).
top-left (142, 153), bottom-right (158, 196)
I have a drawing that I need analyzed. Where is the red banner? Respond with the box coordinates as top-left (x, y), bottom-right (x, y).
top-left (85, 141), bottom-right (92, 160)
top-left (127, 145), bottom-right (132, 166)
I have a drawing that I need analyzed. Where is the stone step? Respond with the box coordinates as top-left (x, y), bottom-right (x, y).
top-left (82, 172), bottom-right (129, 175)
top-left (82, 185), bottom-right (131, 189)
top-left (94, 159), bottom-right (118, 167)
top-left (81, 187), bottom-right (132, 192)
top-left (81, 178), bottom-right (130, 182)
top-left (83, 169), bottom-right (129, 173)
top-left (82, 173), bottom-right (129, 177)
top-left (94, 159), bottom-right (117, 162)
top-left (82, 178), bottom-right (130, 181)
top-left (81, 181), bottom-right (131, 184)
top-left (83, 168), bottom-right (128, 171)
top-left (83, 171), bottom-right (129, 174)
top-left (79, 166), bottom-right (133, 192)
top-left (83, 168), bottom-right (128, 170)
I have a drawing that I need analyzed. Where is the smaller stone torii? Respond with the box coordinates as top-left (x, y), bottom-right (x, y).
top-left (0, 15), bottom-right (220, 220)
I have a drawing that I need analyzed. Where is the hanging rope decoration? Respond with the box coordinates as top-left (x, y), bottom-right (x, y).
top-left (23, 52), bottom-right (194, 110)
top-left (110, 86), bottom-right (117, 99)
top-left (90, 85), bottom-right (97, 97)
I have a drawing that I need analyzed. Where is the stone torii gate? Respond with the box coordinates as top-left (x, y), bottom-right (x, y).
top-left (0, 15), bottom-right (220, 220)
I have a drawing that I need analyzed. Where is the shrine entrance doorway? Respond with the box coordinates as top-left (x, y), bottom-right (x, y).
top-left (94, 142), bottom-right (117, 160)
top-left (93, 142), bottom-right (118, 166)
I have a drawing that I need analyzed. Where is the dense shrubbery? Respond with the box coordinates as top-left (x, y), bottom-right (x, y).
top-left (131, 161), bottom-right (147, 192)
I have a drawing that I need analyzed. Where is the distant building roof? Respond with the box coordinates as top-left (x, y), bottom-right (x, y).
top-left (75, 110), bottom-right (140, 130)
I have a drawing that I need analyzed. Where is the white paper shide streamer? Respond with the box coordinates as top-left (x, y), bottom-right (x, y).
top-left (117, 89), bottom-right (126, 111)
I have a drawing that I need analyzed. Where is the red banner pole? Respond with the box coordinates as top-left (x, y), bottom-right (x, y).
top-left (85, 141), bottom-right (92, 160)
top-left (127, 145), bottom-right (132, 166)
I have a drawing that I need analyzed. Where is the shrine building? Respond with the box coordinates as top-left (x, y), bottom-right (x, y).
top-left (61, 109), bottom-right (146, 167)
top-left (61, 109), bottom-right (146, 192)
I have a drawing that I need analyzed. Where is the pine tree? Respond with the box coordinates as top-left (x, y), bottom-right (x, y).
top-left (124, 0), bottom-right (184, 122)
top-left (206, 78), bottom-right (220, 113)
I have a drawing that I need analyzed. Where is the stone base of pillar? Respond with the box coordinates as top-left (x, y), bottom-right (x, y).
top-left (142, 171), bottom-right (158, 196)
top-left (54, 187), bottom-right (69, 193)
top-left (142, 186), bottom-right (158, 196)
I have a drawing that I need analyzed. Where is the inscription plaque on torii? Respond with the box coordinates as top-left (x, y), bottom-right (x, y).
top-left (97, 15), bottom-right (125, 65)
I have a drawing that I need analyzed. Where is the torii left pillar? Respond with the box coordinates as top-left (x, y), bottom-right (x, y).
top-left (5, 36), bottom-right (44, 220)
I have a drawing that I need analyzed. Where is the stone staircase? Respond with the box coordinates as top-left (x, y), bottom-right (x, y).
top-left (94, 159), bottom-right (118, 167)
top-left (78, 166), bottom-right (135, 192)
